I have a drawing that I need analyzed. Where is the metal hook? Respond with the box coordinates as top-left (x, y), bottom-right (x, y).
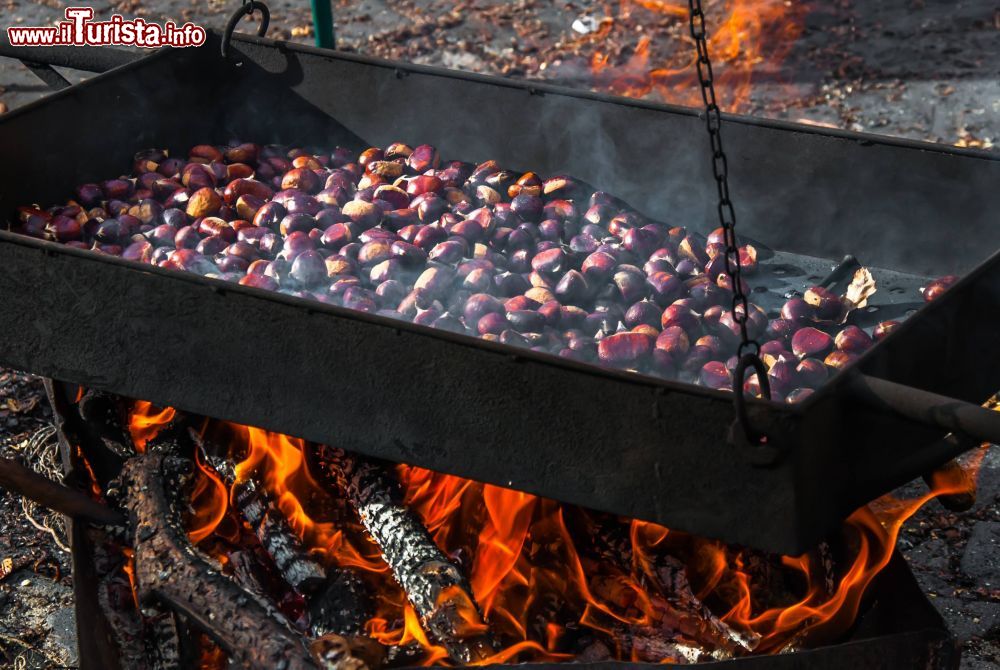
top-left (730, 353), bottom-right (780, 465)
top-left (221, 0), bottom-right (270, 60)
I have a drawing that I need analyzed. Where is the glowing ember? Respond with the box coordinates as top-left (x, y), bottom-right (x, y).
top-left (586, 0), bottom-right (806, 112)
top-left (126, 401), bottom-right (984, 665)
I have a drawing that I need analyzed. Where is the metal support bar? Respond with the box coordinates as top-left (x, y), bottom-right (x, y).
top-left (0, 34), bottom-right (137, 73)
top-left (0, 456), bottom-right (124, 526)
top-left (849, 373), bottom-right (1000, 447)
top-left (20, 60), bottom-right (71, 90)
top-left (310, 0), bottom-right (336, 49)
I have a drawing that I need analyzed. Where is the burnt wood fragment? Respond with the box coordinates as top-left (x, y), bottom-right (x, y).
top-left (193, 431), bottom-right (373, 639)
top-left (308, 568), bottom-right (372, 639)
top-left (207, 455), bottom-right (326, 594)
top-left (318, 445), bottom-right (496, 664)
top-left (655, 556), bottom-right (760, 655)
top-left (145, 608), bottom-right (182, 670)
top-left (78, 389), bottom-right (136, 458)
top-left (96, 556), bottom-right (149, 667)
top-left (120, 447), bottom-right (365, 670)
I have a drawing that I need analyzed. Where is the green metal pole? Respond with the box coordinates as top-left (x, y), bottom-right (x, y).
top-left (310, 0), bottom-right (335, 49)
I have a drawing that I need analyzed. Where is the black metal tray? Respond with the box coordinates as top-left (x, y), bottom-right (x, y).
top-left (0, 33), bottom-right (998, 553)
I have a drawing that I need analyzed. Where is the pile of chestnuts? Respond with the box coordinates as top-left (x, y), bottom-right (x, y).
top-left (12, 142), bottom-right (958, 403)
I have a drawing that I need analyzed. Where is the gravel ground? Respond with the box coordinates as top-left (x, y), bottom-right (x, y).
top-left (0, 0), bottom-right (997, 668)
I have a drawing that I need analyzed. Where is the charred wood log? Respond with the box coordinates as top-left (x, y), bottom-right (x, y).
top-left (119, 446), bottom-right (366, 670)
top-left (44, 379), bottom-right (125, 489)
top-left (572, 511), bottom-right (756, 659)
top-left (308, 568), bottom-right (372, 640)
top-left (600, 626), bottom-right (706, 664)
top-left (145, 608), bottom-right (183, 670)
top-left (0, 456), bottom-right (124, 526)
top-left (96, 556), bottom-right (149, 668)
top-left (316, 445), bottom-right (496, 664)
top-left (227, 548), bottom-right (274, 601)
top-left (224, 506), bottom-right (375, 642)
top-left (78, 389), bottom-right (136, 459)
top-left (923, 434), bottom-right (981, 512)
top-left (192, 430), bottom-right (373, 639)
top-left (655, 556), bottom-right (760, 655)
top-left (206, 455), bottom-right (327, 595)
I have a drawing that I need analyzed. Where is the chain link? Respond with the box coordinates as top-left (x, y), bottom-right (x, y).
top-left (687, 0), bottom-right (758, 359)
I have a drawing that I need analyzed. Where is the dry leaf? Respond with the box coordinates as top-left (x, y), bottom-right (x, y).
top-left (844, 267), bottom-right (877, 310)
top-left (0, 557), bottom-right (13, 581)
top-left (809, 267), bottom-right (878, 326)
top-left (5, 396), bottom-right (38, 414)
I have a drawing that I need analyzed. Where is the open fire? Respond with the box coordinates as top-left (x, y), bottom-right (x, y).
top-left (86, 397), bottom-right (984, 667)
top-left (582, 0), bottom-right (806, 111)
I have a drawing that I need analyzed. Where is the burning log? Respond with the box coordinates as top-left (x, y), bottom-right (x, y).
top-left (145, 609), bottom-right (183, 670)
top-left (95, 551), bottom-right (153, 668)
top-left (191, 430), bottom-right (373, 639)
top-left (656, 556), bottom-right (760, 654)
top-left (119, 445), bottom-right (367, 670)
top-left (308, 569), bottom-right (373, 640)
top-left (574, 512), bottom-right (757, 659)
top-left (316, 445), bottom-right (496, 664)
top-left (205, 455), bottom-right (326, 595)
top-left (923, 434), bottom-right (980, 512)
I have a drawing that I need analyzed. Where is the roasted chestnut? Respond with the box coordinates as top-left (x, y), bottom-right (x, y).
top-left (660, 304), bottom-right (700, 336)
top-left (834, 325), bottom-right (873, 354)
top-left (597, 332), bottom-right (653, 367)
top-left (803, 286), bottom-right (843, 321)
top-left (791, 327), bottom-right (833, 359)
top-left (795, 358), bottom-right (827, 389)
top-left (625, 300), bottom-right (662, 329)
top-left (872, 320), bottom-right (900, 341)
top-left (186, 187), bottom-right (222, 219)
top-left (699, 361), bottom-right (731, 391)
top-left (922, 275), bottom-right (959, 302)
top-left (785, 388), bottom-right (814, 403)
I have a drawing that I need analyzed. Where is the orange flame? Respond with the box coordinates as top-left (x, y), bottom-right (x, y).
top-left (124, 400), bottom-right (987, 663)
top-left (128, 400), bottom-right (176, 452)
top-left (187, 448), bottom-right (229, 545)
top-left (121, 547), bottom-right (140, 610)
top-left (586, 0), bottom-right (806, 112)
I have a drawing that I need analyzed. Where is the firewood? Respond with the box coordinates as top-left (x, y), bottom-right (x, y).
top-left (655, 556), bottom-right (760, 655)
top-left (207, 455), bottom-right (326, 594)
top-left (574, 512), bottom-right (756, 658)
top-left (612, 626), bottom-right (705, 664)
top-left (146, 609), bottom-right (183, 670)
top-left (316, 445), bottom-right (496, 664)
top-left (192, 431), bottom-right (374, 639)
top-left (119, 446), bottom-right (366, 670)
top-left (308, 567), bottom-right (373, 639)
top-left (96, 562), bottom-right (152, 667)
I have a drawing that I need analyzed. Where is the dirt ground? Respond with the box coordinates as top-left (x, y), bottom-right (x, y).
top-left (0, 0), bottom-right (997, 668)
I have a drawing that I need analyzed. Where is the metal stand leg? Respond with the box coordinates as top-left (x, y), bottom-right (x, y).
top-left (310, 0), bottom-right (336, 49)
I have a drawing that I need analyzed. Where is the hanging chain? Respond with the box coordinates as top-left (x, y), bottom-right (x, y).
top-left (687, 0), bottom-right (759, 359)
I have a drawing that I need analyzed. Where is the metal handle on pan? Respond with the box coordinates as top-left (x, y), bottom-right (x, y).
top-left (848, 373), bottom-right (996, 511)
top-left (848, 374), bottom-right (1000, 447)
